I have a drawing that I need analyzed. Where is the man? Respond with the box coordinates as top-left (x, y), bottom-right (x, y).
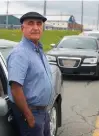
top-left (7, 12), bottom-right (53, 136)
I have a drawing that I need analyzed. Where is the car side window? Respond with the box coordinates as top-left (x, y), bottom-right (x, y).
top-left (0, 77), bottom-right (4, 96)
top-left (0, 62), bottom-right (7, 96)
top-left (97, 41), bottom-right (99, 49)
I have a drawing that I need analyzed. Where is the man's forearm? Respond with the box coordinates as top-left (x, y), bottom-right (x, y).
top-left (11, 82), bottom-right (32, 118)
top-left (10, 82), bottom-right (35, 128)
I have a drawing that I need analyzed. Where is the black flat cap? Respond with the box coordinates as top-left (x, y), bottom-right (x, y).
top-left (20, 12), bottom-right (47, 24)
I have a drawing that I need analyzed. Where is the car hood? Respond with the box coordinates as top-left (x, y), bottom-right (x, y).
top-left (47, 48), bottom-right (98, 57)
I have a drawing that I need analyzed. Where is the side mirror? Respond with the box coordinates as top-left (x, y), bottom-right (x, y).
top-left (0, 97), bottom-right (8, 116)
top-left (50, 43), bottom-right (56, 48)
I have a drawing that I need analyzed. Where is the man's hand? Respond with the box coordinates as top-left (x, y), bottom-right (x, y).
top-left (24, 110), bottom-right (35, 128)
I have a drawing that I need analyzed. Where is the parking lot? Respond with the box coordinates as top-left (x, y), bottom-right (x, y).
top-left (58, 76), bottom-right (99, 136)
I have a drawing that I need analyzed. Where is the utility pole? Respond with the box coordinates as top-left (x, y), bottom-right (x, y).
top-left (43, 0), bottom-right (47, 31)
top-left (60, 12), bottom-right (62, 21)
top-left (92, 20), bottom-right (95, 30)
top-left (6, 0), bottom-right (9, 29)
top-left (81, 0), bottom-right (83, 32)
top-left (97, 4), bottom-right (99, 30)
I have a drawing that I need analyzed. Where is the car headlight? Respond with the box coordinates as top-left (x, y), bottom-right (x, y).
top-left (83, 58), bottom-right (97, 64)
top-left (46, 55), bottom-right (56, 62)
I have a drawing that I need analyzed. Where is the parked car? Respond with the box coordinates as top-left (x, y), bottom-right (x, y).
top-left (0, 39), bottom-right (63, 136)
top-left (46, 35), bottom-right (99, 78)
top-left (0, 39), bottom-right (17, 59)
top-left (79, 30), bottom-right (99, 40)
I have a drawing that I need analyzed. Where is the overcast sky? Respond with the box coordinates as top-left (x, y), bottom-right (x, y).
top-left (0, 0), bottom-right (99, 26)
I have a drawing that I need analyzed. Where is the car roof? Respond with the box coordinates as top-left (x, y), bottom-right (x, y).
top-left (82, 31), bottom-right (99, 34)
top-left (0, 39), bottom-right (18, 48)
top-left (63, 35), bottom-right (98, 40)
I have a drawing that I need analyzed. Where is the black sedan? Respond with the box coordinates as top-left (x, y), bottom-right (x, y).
top-left (46, 36), bottom-right (99, 78)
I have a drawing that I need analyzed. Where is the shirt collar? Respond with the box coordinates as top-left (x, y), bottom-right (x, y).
top-left (21, 36), bottom-right (43, 50)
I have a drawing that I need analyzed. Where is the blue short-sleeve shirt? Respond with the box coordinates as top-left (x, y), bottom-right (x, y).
top-left (7, 37), bottom-right (53, 106)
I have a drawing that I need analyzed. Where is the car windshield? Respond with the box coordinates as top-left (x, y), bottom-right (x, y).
top-left (88, 33), bottom-right (99, 38)
top-left (57, 37), bottom-right (97, 50)
top-left (0, 47), bottom-right (13, 59)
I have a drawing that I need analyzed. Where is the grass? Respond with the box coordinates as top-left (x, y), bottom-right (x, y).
top-left (0, 29), bottom-right (81, 51)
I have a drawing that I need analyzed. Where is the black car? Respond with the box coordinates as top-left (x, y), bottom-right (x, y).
top-left (0, 39), bottom-right (63, 136)
top-left (46, 36), bottom-right (99, 78)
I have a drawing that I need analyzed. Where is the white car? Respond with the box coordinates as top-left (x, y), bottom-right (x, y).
top-left (79, 30), bottom-right (99, 40)
top-left (0, 39), bottom-right (17, 59)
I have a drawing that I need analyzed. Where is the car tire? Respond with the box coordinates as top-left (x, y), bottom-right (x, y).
top-left (94, 69), bottom-right (99, 80)
top-left (95, 75), bottom-right (99, 80)
top-left (50, 102), bottom-right (58, 136)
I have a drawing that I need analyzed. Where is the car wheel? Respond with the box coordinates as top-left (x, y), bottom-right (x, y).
top-left (50, 102), bottom-right (58, 136)
top-left (94, 69), bottom-right (99, 80)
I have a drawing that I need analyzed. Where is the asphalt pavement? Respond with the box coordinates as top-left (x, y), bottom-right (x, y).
top-left (57, 76), bottom-right (99, 136)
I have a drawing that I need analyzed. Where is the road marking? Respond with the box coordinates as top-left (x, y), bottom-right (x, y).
top-left (93, 116), bottom-right (99, 136)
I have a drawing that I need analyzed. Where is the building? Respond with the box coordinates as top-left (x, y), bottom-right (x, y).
top-left (45, 15), bottom-right (83, 30)
top-left (0, 15), bottom-right (20, 28)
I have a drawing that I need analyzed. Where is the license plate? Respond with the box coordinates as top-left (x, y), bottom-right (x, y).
top-left (62, 60), bottom-right (76, 67)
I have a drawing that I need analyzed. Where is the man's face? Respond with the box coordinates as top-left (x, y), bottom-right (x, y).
top-left (21, 19), bottom-right (43, 41)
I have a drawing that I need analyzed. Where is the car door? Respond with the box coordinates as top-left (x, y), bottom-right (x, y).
top-left (0, 56), bottom-right (19, 136)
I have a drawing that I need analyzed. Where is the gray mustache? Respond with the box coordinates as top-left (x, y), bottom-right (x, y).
top-left (31, 32), bottom-right (40, 34)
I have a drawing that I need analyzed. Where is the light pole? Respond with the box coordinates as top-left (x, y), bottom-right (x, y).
top-left (43, 0), bottom-right (46, 31)
top-left (6, 0), bottom-right (9, 29)
top-left (97, 4), bottom-right (99, 30)
top-left (81, 0), bottom-right (83, 32)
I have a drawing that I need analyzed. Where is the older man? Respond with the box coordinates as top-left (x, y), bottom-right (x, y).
top-left (7, 12), bottom-right (53, 136)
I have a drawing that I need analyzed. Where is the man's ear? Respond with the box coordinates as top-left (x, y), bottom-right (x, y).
top-left (21, 24), bottom-right (23, 31)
